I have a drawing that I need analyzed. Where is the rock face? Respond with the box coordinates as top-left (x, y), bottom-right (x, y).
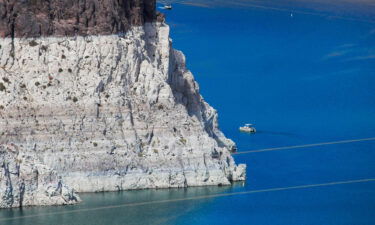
top-left (0, 145), bottom-right (80, 208)
top-left (0, 0), bottom-right (246, 208)
top-left (0, 0), bottom-right (157, 38)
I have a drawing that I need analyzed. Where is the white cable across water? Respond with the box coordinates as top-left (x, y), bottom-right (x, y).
top-left (233, 137), bottom-right (375, 155)
top-left (1, 178), bottom-right (374, 222)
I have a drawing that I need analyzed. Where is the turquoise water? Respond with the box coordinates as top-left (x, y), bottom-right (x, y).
top-left (1, 1), bottom-right (375, 224)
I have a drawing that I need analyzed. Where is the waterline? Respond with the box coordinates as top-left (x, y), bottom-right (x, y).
top-left (1, 178), bottom-right (374, 222)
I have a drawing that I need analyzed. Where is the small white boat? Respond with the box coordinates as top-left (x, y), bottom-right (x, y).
top-left (239, 124), bottom-right (256, 133)
top-left (163, 5), bottom-right (172, 10)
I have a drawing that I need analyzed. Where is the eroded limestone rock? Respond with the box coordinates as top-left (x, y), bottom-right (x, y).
top-left (0, 22), bottom-right (246, 207)
top-left (0, 144), bottom-right (80, 208)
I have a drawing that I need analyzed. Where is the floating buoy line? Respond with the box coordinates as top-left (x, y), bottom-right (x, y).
top-left (233, 137), bottom-right (375, 155)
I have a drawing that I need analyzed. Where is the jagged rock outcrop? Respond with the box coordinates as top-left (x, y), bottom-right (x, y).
top-left (0, 144), bottom-right (80, 208)
top-left (0, 0), bottom-right (246, 208)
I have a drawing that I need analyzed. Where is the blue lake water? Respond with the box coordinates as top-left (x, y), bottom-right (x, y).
top-left (1, 1), bottom-right (375, 224)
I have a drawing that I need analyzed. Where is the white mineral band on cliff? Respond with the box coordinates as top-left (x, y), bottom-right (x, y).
top-left (0, 22), bottom-right (246, 208)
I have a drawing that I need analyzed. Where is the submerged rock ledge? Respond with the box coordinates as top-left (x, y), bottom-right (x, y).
top-left (0, 1), bottom-right (246, 209)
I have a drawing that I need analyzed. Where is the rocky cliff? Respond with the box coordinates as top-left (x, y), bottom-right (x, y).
top-left (0, 0), bottom-right (246, 208)
top-left (0, 0), bottom-right (157, 38)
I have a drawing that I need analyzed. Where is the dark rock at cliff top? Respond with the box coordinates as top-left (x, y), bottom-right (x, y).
top-left (0, 0), bottom-right (160, 38)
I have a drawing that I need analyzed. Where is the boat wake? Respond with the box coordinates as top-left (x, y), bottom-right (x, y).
top-left (252, 130), bottom-right (297, 137)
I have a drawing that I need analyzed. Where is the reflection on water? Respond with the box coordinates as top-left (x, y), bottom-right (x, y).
top-left (0, 182), bottom-right (245, 225)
